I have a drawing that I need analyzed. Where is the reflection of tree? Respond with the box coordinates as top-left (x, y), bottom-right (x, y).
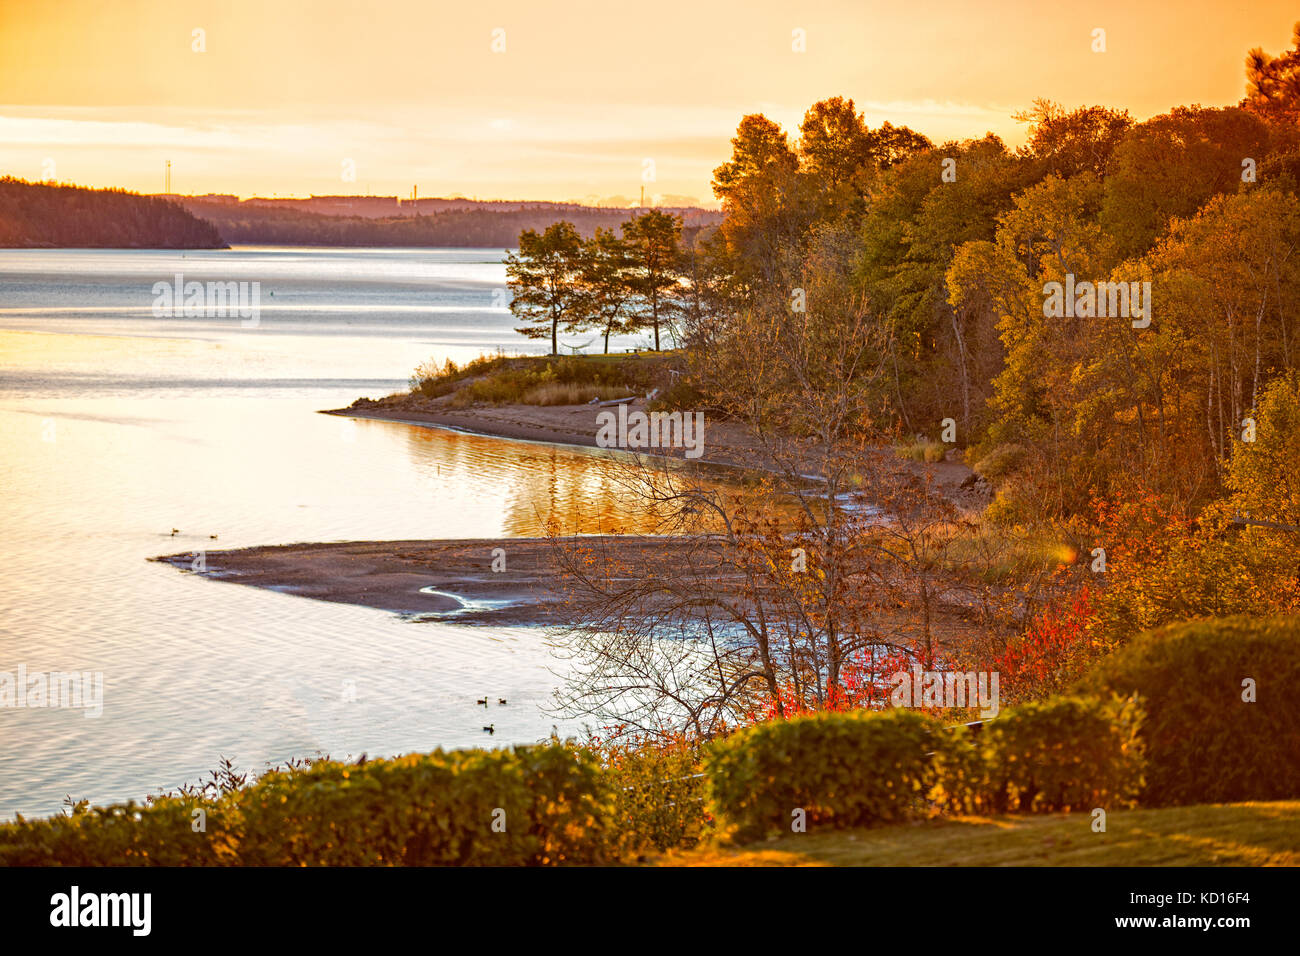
top-left (498, 446), bottom-right (678, 537)
top-left (398, 421), bottom-right (735, 537)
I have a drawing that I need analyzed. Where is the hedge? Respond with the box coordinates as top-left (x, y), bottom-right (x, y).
top-left (982, 695), bottom-right (1145, 812)
top-left (0, 678), bottom-right (1197, 862)
top-left (1076, 615), bottom-right (1300, 805)
top-left (0, 743), bottom-right (614, 867)
top-left (703, 698), bottom-right (1146, 837)
top-left (594, 738), bottom-right (710, 853)
top-left (704, 708), bottom-right (946, 840)
top-left (0, 797), bottom-right (239, 867)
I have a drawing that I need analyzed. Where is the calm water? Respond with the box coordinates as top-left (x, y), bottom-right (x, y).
top-left (0, 246), bottom-right (669, 819)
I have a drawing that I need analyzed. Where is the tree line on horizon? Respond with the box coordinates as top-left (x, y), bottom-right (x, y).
top-left (181, 197), bottom-right (721, 250)
top-left (0, 178), bottom-right (723, 250)
top-left (0, 178), bottom-right (225, 249)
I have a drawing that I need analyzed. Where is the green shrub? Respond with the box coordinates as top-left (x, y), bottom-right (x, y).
top-left (705, 709), bottom-right (944, 841)
top-left (983, 695), bottom-right (1145, 812)
top-left (973, 443), bottom-right (1027, 479)
top-left (0, 797), bottom-right (239, 866)
top-left (0, 744), bottom-right (615, 866)
top-left (597, 737), bottom-right (710, 853)
top-left (928, 723), bottom-right (993, 813)
top-left (235, 744), bottom-right (614, 865)
top-left (1076, 616), bottom-right (1300, 805)
top-left (410, 352), bottom-right (513, 398)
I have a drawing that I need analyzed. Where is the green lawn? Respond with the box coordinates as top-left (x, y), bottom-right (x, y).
top-left (650, 801), bottom-right (1300, 866)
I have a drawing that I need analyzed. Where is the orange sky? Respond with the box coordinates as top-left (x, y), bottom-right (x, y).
top-left (1, 0), bottom-right (1295, 204)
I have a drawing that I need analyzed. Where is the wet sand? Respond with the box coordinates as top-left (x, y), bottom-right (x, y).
top-left (153, 536), bottom-right (691, 626)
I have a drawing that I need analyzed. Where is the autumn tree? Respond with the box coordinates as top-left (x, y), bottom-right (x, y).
top-left (946, 172), bottom-right (1116, 515)
top-left (621, 209), bottom-right (683, 351)
top-left (1100, 107), bottom-right (1271, 261)
top-left (857, 134), bottom-right (1034, 433)
top-left (709, 114), bottom-right (816, 297)
top-left (576, 227), bottom-right (634, 353)
top-left (798, 96), bottom-right (877, 192)
top-left (1244, 22), bottom-right (1300, 124)
top-left (506, 220), bottom-right (585, 355)
top-left (798, 97), bottom-right (874, 220)
top-left (1139, 187), bottom-right (1300, 482)
top-left (1013, 99), bottom-right (1132, 179)
top-left (798, 98), bottom-right (932, 221)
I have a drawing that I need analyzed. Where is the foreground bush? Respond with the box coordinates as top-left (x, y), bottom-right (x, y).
top-left (593, 736), bottom-right (711, 853)
top-left (0, 796), bottom-right (239, 866)
top-left (1077, 616), bottom-right (1300, 805)
top-left (983, 696), bottom-right (1145, 812)
top-left (704, 696), bottom-right (1147, 836)
top-left (237, 745), bottom-right (614, 865)
top-left (0, 744), bottom-right (615, 866)
top-left (705, 709), bottom-right (944, 840)
top-left (0, 689), bottom-right (1181, 862)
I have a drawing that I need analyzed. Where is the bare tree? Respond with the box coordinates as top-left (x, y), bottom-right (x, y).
top-left (546, 227), bottom-right (1029, 740)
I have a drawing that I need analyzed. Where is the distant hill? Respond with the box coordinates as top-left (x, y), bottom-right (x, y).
top-left (0, 178), bottom-right (722, 249)
top-left (223, 194), bottom-right (722, 221)
top-left (0, 178), bottom-right (226, 249)
top-left (177, 197), bottom-right (723, 248)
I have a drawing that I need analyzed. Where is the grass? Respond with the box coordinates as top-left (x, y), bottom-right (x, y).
top-left (411, 350), bottom-right (679, 407)
top-left (895, 439), bottom-right (949, 463)
top-left (973, 442), bottom-right (1028, 479)
top-left (519, 382), bottom-right (634, 405)
top-left (937, 524), bottom-right (1083, 584)
top-left (648, 801), bottom-right (1300, 866)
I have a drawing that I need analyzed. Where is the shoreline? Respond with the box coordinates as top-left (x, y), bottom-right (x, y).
top-left (321, 398), bottom-right (763, 472)
top-left (153, 399), bottom-right (992, 624)
top-left (322, 397), bottom-right (991, 510)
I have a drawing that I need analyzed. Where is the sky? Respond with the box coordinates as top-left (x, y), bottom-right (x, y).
top-left (0, 0), bottom-right (1296, 205)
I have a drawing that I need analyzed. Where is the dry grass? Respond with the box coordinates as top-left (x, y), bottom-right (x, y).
top-left (648, 801), bottom-right (1300, 867)
top-left (895, 440), bottom-right (949, 463)
top-left (519, 382), bottom-right (635, 406)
